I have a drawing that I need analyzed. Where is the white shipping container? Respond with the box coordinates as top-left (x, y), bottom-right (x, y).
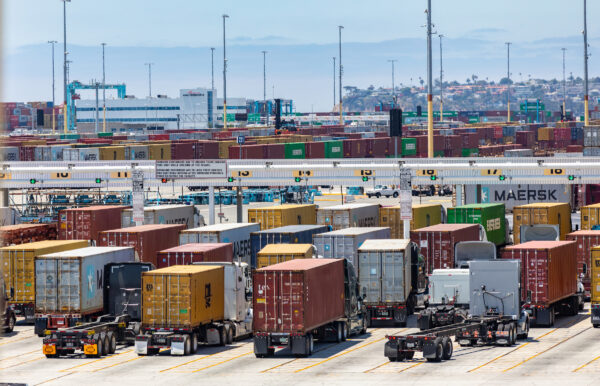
top-left (317, 203), bottom-right (379, 231)
top-left (180, 223), bottom-right (260, 266)
top-left (35, 247), bottom-right (135, 315)
top-left (79, 148), bottom-right (100, 161)
top-left (357, 239), bottom-right (412, 305)
top-left (122, 205), bottom-right (196, 229)
top-left (428, 269), bottom-right (470, 306)
top-left (314, 227), bottom-right (391, 271)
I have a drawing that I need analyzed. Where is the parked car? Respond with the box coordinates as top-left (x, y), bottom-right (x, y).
top-left (366, 185), bottom-right (401, 198)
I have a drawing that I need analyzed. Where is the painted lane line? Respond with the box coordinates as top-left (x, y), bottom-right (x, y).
top-left (190, 351), bottom-right (253, 373)
top-left (34, 372), bottom-right (75, 386)
top-left (59, 349), bottom-right (134, 372)
top-left (398, 361), bottom-right (424, 373)
top-left (573, 355), bottom-right (600, 372)
top-left (0, 356), bottom-right (43, 370)
top-left (159, 351), bottom-right (222, 373)
top-left (0, 349), bottom-right (39, 362)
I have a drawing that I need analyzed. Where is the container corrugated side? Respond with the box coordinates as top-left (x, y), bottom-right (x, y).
top-left (156, 243), bottom-right (233, 268)
top-left (317, 204), bottom-right (379, 231)
top-left (513, 203), bottom-right (571, 244)
top-left (59, 206), bottom-right (125, 242)
top-left (379, 204), bottom-right (442, 239)
top-left (591, 247), bottom-right (600, 304)
top-left (122, 205), bottom-right (194, 229)
top-left (256, 244), bottom-right (313, 269)
top-left (446, 203), bottom-right (506, 246)
top-left (581, 203), bottom-right (600, 230)
top-left (565, 230), bottom-right (600, 295)
top-left (248, 204), bottom-right (317, 230)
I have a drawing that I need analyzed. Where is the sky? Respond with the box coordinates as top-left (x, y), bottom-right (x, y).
top-left (2, 0), bottom-right (598, 111)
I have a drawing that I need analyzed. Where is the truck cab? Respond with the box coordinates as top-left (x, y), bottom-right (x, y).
top-left (365, 185), bottom-right (400, 198)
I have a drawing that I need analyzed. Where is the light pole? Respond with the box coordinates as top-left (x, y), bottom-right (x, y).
top-left (506, 42), bottom-right (512, 122)
top-left (62, 0), bottom-right (70, 133)
top-left (223, 14), bottom-right (229, 129)
top-left (338, 26), bottom-right (343, 125)
top-left (262, 50), bottom-right (268, 125)
top-left (210, 47), bottom-right (215, 128)
top-left (439, 34), bottom-right (444, 121)
top-left (562, 48), bottom-right (567, 120)
top-left (583, 0), bottom-right (589, 126)
top-left (145, 63), bottom-right (153, 98)
top-left (388, 59), bottom-right (397, 106)
top-left (333, 57), bottom-right (336, 110)
top-left (48, 40), bottom-right (57, 133)
top-left (426, 0), bottom-right (433, 158)
top-left (101, 43), bottom-right (106, 132)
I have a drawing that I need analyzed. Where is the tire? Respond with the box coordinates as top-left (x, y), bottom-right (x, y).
top-left (308, 334), bottom-right (314, 355)
top-left (191, 333), bottom-right (198, 353)
top-left (427, 338), bottom-right (443, 362)
top-left (184, 335), bottom-right (191, 356)
top-left (219, 327), bottom-right (227, 346)
top-left (107, 332), bottom-right (117, 354)
top-left (441, 337), bottom-right (453, 360)
top-left (366, 194), bottom-right (372, 198)
top-left (549, 309), bottom-right (555, 327)
top-left (510, 323), bottom-right (517, 345)
top-left (503, 325), bottom-right (513, 347)
top-left (336, 322), bottom-right (343, 343)
top-left (594, 324), bottom-right (600, 329)
top-left (405, 350), bottom-right (415, 360)
top-left (360, 314), bottom-right (367, 335)
top-left (4, 314), bottom-right (15, 333)
top-left (96, 335), bottom-right (104, 358)
top-left (393, 192), bottom-right (399, 198)
top-left (375, 193), bottom-right (381, 198)
top-left (226, 326), bottom-right (234, 345)
top-left (342, 322), bottom-right (348, 341)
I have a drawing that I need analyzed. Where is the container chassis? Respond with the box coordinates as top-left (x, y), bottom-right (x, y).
top-left (42, 314), bottom-right (138, 358)
top-left (384, 314), bottom-right (527, 363)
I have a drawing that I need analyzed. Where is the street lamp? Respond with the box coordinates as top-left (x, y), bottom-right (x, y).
top-left (426, 0), bottom-right (433, 158)
top-left (388, 59), bottom-right (397, 106)
top-left (144, 63), bottom-right (154, 98)
top-left (583, 0), bottom-right (589, 126)
top-left (332, 57), bottom-right (336, 110)
top-left (48, 40), bottom-right (57, 133)
top-left (439, 34), bottom-right (444, 121)
top-left (338, 25), bottom-right (343, 125)
top-left (223, 14), bottom-right (229, 129)
top-left (506, 42), bottom-right (512, 122)
top-left (562, 48), bottom-right (567, 120)
top-left (262, 50), bottom-right (268, 125)
top-left (101, 42), bottom-right (106, 132)
top-left (62, 0), bottom-right (71, 133)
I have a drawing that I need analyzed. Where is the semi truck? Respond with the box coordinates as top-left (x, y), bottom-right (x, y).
top-left (41, 262), bottom-right (154, 358)
top-left (592, 246), bottom-right (600, 328)
top-left (1, 272), bottom-right (16, 333)
top-left (253, 258), bottom-right (367, 358)
top-left (135, 262), bottom-right (252, 356)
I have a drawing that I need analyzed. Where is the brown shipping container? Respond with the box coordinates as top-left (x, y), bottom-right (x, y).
top-left (305, 142), bottom-right (325, 158)
top-left (0, 224), bottom-right (58, 246)
top-left (501, 241), bottom-right (577, 306)
top-left (171, 142), bottom-right (195, 160)
top-left (566, 230), bottom-right (600, 294)
top-left (410, 224), bottom-right (481, 274)
top-left (142, 265), bottom-right (224, 328)
top-left (98, 224), bottom-right (185, 266)
top-left (195, 141), bottom-right (219, 159)
top-left (253, 259), bottom-right (345, 334)
top-left (156, 243), bottom-right (233, 268)
top-left (59, 206), bottom-right (126, 242)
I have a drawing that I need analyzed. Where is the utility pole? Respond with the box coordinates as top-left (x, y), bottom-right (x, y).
top-left (333, 57), bottom-right (336, 110)
top-left (94, 81), bottom-right (99, 133)
top-left (583, 0), bottom-right (589, 126)
top-left (262, 50), bottom-right (268, 125)
top-left (439, 34), bottom-right (444, 121)
top-left (426, 0), bottom-right (433, 158)
top-left (210, 47), bottom-right (215, 128)
top-left (506, 42), bottom-right (512, 122)
top-left (101, 43), bottom-right (106, 132)
top-left (223, 14), bottom-right (229, 129)
top-left (562, 48), bottom-right (567, 120)
top-left (338, 26), bottom-right (344, 125)
top-left (145, 63), bottom-right (153, 98)
top-left (48, 40), bottom-right (57, 133)
top-left (388, 59), bottom-right (397, 106)
top-left (62, 0), bottom-right (70, 134)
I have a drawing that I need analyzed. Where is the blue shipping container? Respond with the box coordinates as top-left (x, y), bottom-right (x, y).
top-left (250, 225), bottom-right (330, 267)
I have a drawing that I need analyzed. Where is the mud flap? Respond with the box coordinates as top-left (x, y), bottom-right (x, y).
top-left (418, 313), bottom-right (432, 330)
top-left (135, 339), bottom-right (148, 355)
top-left (171, 336), bottom-right (185, 356)
top-left (384, 341), bottom-right (399, 360)
top-left (34, 317), bottom-right (48, 336)
top-left (253, 336), bottom-right (269, 355)
top-left (422, 341), bottom-right (437, 359)
top-left (291, 335), bottom-right (307, 355)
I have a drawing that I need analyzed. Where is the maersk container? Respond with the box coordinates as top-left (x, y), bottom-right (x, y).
top-left (428, 269), bottom-right (470, 306)
top-left (324, 141), bottom-right (343, 158)
top-left (284, 142), bottom-right (306, 159)
top-left (122, 205), bottom-right (196, 229)
top-left (447, 203), bottom-right (506, 246)
top-left (250, 225), bottom-right (329, 268)
top-left (35, 247), bottom-right (135, 316)
top-left (179, 223), bottom-right (260, 267)
top-left (314, 227), bottom-right (391, 271)
top-left (317, 203), bottom-right (379, 231)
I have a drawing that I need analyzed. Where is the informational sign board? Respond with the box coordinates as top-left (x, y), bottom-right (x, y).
top-left (132, 170), bottom-right (145, 224)
top-left (156, 160), bottom-right (227, 179)
top-left (400, 190), bottom-right (413, 220)
top-left (399, 169), bottom-right (412, 191)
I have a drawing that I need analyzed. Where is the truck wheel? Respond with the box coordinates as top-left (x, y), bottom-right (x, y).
top-left (148, 348), bottom-right (160, 355)
top-left (4, 314), bottom-right (15, 333)
top-left (184, 335), bottom-right (191, 356)
top-left (342, 322), bottom-right (348, 341)
top-left (549, 309), bottom-right (555, 327)
top-left (375, 193), bottom-right (381, 198)
top-left (427, 338), bottom-right (443, 362)
top-left (226, 326), bottom-right (234, 344)
top-left (393, 192), bottom-right (399, 198)
top-left (95, 335), bottom-right (105, 358)
top-left (360, 314), bottom-right (367, 335)
top-left (191, 333), bottom-right (198, 353)
top-left (336, 322), bottom-right (343, 343)
top-left (405, 350), bottom-right (415, 360)
top-left (106, 332), bottom-right (117, 354)
top-left (503, 325), bottom-right (513, 347)
top-left (594, 324), bottom-right (600, 328)
top-left (441, 337), bottom-right (453, 360)
top-left (219, 327), bottom-right (227, 346)
top-left (307, 334), bottom-right (314, 356)
top-left (510, 323), bottom-right (517, 345)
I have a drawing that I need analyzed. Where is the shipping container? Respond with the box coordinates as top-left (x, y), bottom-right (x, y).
top-left (324, 141), bottom-right (343, 158)
top-left (249, 225), bottom-right (328, 268)
top-left (98, 224), bottom-right (185, 266)
top-left (501, 241), bottom-right (579, 325)
top-left (156, 243), bottom-right (233, 268)
top-left (447, 203), bottom-right (506, 246)
top-left (195, 141), bottom-right (219, 159)
top-left (379, 204), bottom-right (443, 239)
top-left (317, 203), bottom-right (379, 231)
top-left (35, 247), bottom-right (135, 316)
top-left (566, 230), bottom-right (600, 296)
top-left (591, 247), bottom-right (600, 327)
top-left (142, 265), bottom-right (224, 328)
top-left (99, 146), bottom-right (126, 160)
top-left (256, 244), bottom-right (314, 269)
top-left (104, 262), bottom-right (154, 320)
top-left (253, 259), bottom-right (345, 334)
top-left (284, 142), bottom-right (306, 159)
top-left (513, 203), bottom-right (571, 244)
top-left (314, 227), bottom-right (391, 270)
top-left (410, 224), bottom-right (481, 274)
top-left (121, 205), bottom-right (196, 229)
top-left (248, 204), bottom-right (317, 230)
top-left (0, 224), bottom-right (58, 246)
top-left (0, 147), bottom-right (19, 161)
top-left (171, 142), bottom-right (195, 160)
top-left (581, 203), bottom-right (600, 230)
top-left (148, 143), bottom-right (171, 160)
top-left (428, 269), bottom-right (470, 306)
top-left (128, 145), bottom-right (149, 160)
top-left (179, 223), bottom-right (259, 267)
top-left (0, 240), bottom-right (89, 319)
top-left (59, 206), bottom-right (125, 243)
top-left (305, 141), bottom-right (325, 158)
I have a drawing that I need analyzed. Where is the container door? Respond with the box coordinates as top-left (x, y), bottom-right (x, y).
top-left (382, 250), bottom-right (405, 303)
top-left (142, 274), bottom-right (167, 326)
top-left (35, 259), bottom-right (58, 313)
top-left (167, 274), bottom-right (191, 326)
top-left (334, 211), bottom-right (350, 230)
top-left (56, 259), bottom-right (80, 313)
top-left (523, 249), bottom-right (549, 305)
top-left (281, 271), bottom-right (304, 332)
top-left (591, 251), bottom-right (600, 303)
top-left (14, 250), bottom-right (35, 303)
top-left (359, 251), bottom-right (381, 303)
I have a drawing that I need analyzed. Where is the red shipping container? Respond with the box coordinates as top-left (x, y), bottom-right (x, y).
top-left (501, 241), bottom-right (577, 307)
top-left (265, 143), bottom-right (285, 159)
top-left (0, 223), bottom-right (58, 246)
top-left (444, 135), bottom-right (462, 151)
top-left (566, 230), bottom-right (600, 295)
top-left (156, 243), bottom-right (233, 268)
top-left (149, 134), bottom-right (169, 141)
top-left (369, 137), bottom-right (388, 157)
top-left (253, 259), bottom-right (345, 334)
top-left (343, 139), bottom-right (367, 157)
top-left (19, 146), bottom-right (35, 161)
top-left (567, 145), bottom-right (583, 153)
top-left (305, 141), bottom-right (325, 158)
top-left (516, 131), bottom-right (535, 148)
top-left (59, 206), bottom-right (126, 242)
top-left (98, 224), bottom-right (185, 267)
top-left (410, 224), bottom-right (481, 274)
top-left (170, 142), bottom-right (195, 159)
top-left (195, 141), bottom-right (219, 159)
top-left (229, 144), bottom-right (267, 159)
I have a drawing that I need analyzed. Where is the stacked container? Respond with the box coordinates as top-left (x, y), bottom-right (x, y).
top-left (121, 205), bottom-right (196, 229)
top-left (59, 205), bottom-right (126, 243)
top-left (317, 203), bottom-right (379, 231)
top-left (379, 204), bottom-right (443, 239)
top-left (580, 203), bottom-right (600, 230)
top-left (591, 247), bottom-right (600, 326)
top-left (512, 203), bottom-right (571, 244)
top-left (256, 244), bottom-right (314, 269)
top-left (446, 203), bottom-right (506, 246)
top-left (566, 230), bottom-right (600, 297)
top-left (0, 224), bottom-right (58, 246)
top-left (248, 204), bottom-right (317, 230)
top-left (156, 243), bottom-right (233, 268)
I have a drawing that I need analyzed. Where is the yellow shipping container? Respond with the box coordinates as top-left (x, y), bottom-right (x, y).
top-left (142, 265), bottom-right (224, 328)
top-left (512, 203), bottom-right (571, 244)
top-left (256, 244), bottom-right (314, 268)
top-left (538, 127), bottom-right (554, 141)
top-left (581, 203), bottom-right (600, 230)
top-left (379, 204), bottom-right (443, 239)
top-left (218, 141), bottom-right (236, 159)
top-left (22, 140), bottom-right (46, 146)
top-left (0, 240), bottom-right (89, 304)
top-left (248, 204), bottom-right (317, 230)
top-left (99, 146), bottom-right (126, 160)
top-left (148, 143), bottom-right (171, 160)
top-left (591, 247), bottom-right (600, 304)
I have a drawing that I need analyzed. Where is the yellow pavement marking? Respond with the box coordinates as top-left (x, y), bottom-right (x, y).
top-left (34, 372), bottom-right (74, 386)
top-left (467, 342), bottom-right (532, 372)
top-left (190, 351), bottom-right (253, 373)
top-left (0, 356), bottom-right (43, 370)
top-left (59, 349), bottom-right (134, 372)
top-left (91, 348), bottom-right (168, 373)
top-left (573, 355), bottom-right (600, 372)
top-left (260, 342), bottom-right (342, 373)
top-left (160, 351), bottom-right (222, 372)
top-left (398, 361), bottom-right (424, 372)
top-left (0, 335), bottom-right (34, 346)
top-left (364, 360), bottom-right (391, 373)
top-left (0, 349), bottom-right (39, 362)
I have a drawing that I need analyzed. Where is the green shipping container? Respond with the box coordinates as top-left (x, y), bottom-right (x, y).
top-left (98, 132), bottom-right (113, 137)
top-left (401, 138), bottom-right (417, 156)
top-left (462, 148), bottom-right (479, 157)
top-left (324, 141), bottom-right (343, 158)
top-left (447, 203), bottom-right (506, 246)
top-left (60, 134), bottom-right (80, 140)
top-left (284, 142), bottom-right (306, 159)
